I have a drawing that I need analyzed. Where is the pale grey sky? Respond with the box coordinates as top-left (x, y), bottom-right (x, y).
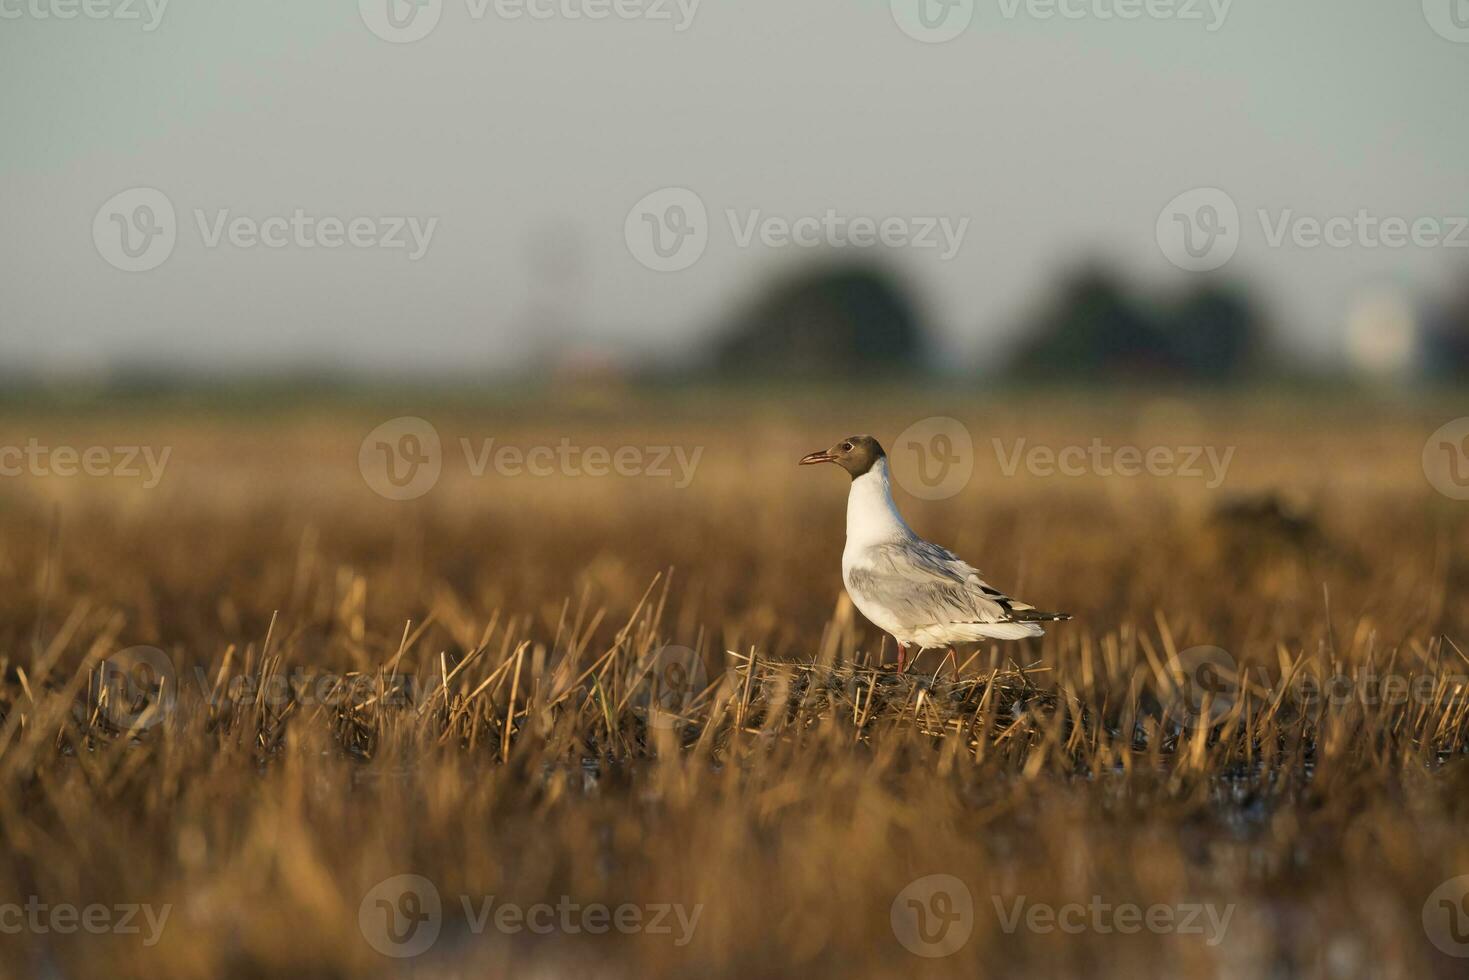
top-left (2, 0), bottom-right (1465, 375)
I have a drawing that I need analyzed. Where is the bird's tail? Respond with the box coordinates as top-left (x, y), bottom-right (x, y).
top-left (1010, 608), bottom-right (1071, 623)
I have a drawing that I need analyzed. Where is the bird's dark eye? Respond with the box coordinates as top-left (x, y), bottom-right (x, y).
top-left (841, 442), bottom-right (853, 452)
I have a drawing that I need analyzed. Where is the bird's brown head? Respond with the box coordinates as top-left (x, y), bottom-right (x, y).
top-left (799, 435), bottom-right (886, 479)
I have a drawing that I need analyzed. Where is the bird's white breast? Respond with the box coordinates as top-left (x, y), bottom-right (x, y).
top-left (841, 459), bottom-right (916, 639)
top-left (842, 458), bottom-right (910, 553)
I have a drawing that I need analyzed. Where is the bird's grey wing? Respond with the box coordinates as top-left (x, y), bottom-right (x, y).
top-left (853, 540), bottom-right (1015, 626)
top-left (862, 539), bottom-right (1052, 625)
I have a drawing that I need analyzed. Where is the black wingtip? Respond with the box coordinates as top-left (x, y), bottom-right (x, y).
top-left (1016, 610), bottom-right (1071, 623)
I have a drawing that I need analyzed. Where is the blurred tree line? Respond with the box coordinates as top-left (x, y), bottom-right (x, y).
top-left (711, 265), bottom-right (929, 377)
top-left (705, 257), bottom-right (1469, 382)
top-left (1006, 266), bottom-right (1262, 381)
top-left (709, 260), bottom-right (1269, 382)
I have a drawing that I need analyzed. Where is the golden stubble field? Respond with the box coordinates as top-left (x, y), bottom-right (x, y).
top-left (0, 387), bottom-right (1466, 979)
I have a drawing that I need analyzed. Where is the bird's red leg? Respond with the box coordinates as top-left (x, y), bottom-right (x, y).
top-left (896, 643), bottom-right (907, 673)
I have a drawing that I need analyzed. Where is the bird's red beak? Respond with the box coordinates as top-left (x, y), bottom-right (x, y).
top-left (799, 450), bottom-right (835, 466)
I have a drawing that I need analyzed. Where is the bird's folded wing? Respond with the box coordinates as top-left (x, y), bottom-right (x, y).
top-left (859, 539), bottom-right (1030, 625)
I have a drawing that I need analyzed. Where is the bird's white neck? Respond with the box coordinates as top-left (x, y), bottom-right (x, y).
top-left (845, 458), bottom-right (912, 550)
